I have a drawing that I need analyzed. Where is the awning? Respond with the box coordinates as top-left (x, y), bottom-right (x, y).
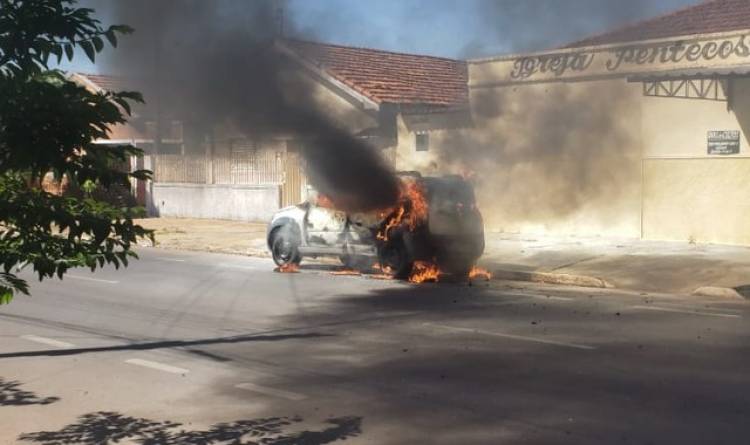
top-left (628, 66), bottom-right (750, 82)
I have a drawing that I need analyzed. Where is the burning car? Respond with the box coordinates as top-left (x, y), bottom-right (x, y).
top-left (267, 172), bottom-right (485, 280)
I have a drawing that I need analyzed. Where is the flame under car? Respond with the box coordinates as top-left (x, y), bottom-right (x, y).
top-left (266, 173), bottom-right (485, 280)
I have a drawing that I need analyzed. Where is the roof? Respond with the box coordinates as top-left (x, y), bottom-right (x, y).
top-left (283, 39), bottom-right (468, 108)
top-left (70, 73), bottom-right (133, 93)
top-left (568, 0), bottom-right (750, 48)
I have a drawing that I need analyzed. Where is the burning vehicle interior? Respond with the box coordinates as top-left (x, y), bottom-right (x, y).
top-left (267, 172), bottom-right (487, 282)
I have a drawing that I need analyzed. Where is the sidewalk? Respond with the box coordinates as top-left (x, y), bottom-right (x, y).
top-left (480, 233), bottom-right (750, 297)
top-left (136, 218), bottom-right (269, 257)
top-left (136, 218), bottom-right (750, 298)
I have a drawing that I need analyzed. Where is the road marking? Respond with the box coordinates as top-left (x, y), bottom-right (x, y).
top-left (157, 257), bottom-right (186, 263)
top-left (125, 358), bottom-right (190, 374)
top-left (235, 382), bottom-right (307, 401)
top-left (648, 302), bottom-right (744, 314)
top-left (66, 275), bottom-right (119, 284)
top-left (424, 323), bottom-right (596, 350)
top-left (631, 305), bottom-right (741, 319)
top-left (526, 294), bottom-right (574, 302)
top-left (20, 335), bottom-right (75, 349)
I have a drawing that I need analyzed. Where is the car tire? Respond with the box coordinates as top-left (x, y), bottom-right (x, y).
top-left (270, 225), bottom-right (301, 267)
top-left (377, 237), bottom-right (413, 280)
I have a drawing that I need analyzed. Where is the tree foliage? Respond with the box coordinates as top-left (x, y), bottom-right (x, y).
top-left (0, 0), bottom-right (152, 304)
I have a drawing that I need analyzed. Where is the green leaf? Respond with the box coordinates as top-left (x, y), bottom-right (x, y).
top-left (51, 44), bottom-right (63, 64)
top-left (0, 291), bottom-right (13, 305)
top-left (80, 40), bottom-right (95, 62)
top-left (104, 29), bottom-right (118, 47)
top-left (92, 36), bottom-right (104, 52)
top-left (64, 43), bottom-right (74, 61)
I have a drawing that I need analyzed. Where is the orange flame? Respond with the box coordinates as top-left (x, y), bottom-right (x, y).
top-left (275, 263), bottom-right (300, 273)
top-left (469, 266), bottom-right (492, 281)
top-left (377, 206), bottom-right (405, 242)
top-left (409, 261), bottom-right (441, 284)
top-left (377, 179), bottom-right (429, 242)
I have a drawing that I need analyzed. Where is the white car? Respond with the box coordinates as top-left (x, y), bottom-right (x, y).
top-left (267, 173), bottom-right (485, 278)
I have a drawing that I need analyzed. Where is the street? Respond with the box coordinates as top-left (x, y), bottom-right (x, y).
top-left (1, 249), bottom-right (749, 444)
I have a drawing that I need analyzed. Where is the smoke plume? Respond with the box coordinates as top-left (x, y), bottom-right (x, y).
top-left (437, 81), bottom-right (642, 235)
top-left (104, 0), bottom-right (400, 211)
top-left (466, 0), bottom-right (700, 56)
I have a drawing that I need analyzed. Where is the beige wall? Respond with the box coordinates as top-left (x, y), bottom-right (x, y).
top-left (392, 114), bottom-right (441, 173)
top-left (639, 78), bottom-right (750, 245)
top-left (643, 158), bottom-right (750, 245)
top-left (642, 81), bottom-right (749, 158)
top-left (463, 30), bottom-right (750, 245)
top-left (471, 30), bottom-right (750, 87)
top-left (417, 78), bottom-right (644, 237)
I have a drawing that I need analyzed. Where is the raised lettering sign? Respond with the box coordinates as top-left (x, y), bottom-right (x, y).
top-left (510, 35), bottom-right (750, 80)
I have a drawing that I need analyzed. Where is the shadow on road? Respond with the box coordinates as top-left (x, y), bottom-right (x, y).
top-left (0, 378), bottom-right (59, 406)
top-left (224, 283), bottom-right (750, 444)
top-left (18, 411), bottom-right (361, 444)
top-left (0, 332), bottom-right (330, 360)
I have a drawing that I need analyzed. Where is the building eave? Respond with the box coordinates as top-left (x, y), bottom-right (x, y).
top-left (274, 40), bottom-right (381, 114)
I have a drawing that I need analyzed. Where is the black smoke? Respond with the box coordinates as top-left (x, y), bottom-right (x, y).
top-left (99, 0), bottom-right (400, 212)
top-left (463, 0), bottom-right (701, 57)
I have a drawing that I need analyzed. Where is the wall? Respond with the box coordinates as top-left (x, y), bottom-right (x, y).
top-left (640, 78), bottom-right (750, 245)
top-left (643, 158), bottom-right (750, 245)
top-left (392, 114), bottom-right (441, 174)
top-left (152, 183), bottom-right (280, 222)
top-left (426, 75), bottom-right (644, 237)
top-left (642, 82), bottom-right (749, 158)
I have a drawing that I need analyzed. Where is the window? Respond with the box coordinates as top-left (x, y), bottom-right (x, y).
top-left (415, 131), bottom-right (429, 152)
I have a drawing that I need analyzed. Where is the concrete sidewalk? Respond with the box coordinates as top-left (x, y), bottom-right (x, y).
top-left (137, 218), bottom-right (750, 298)
top-left (136, 218), bottom-right (269, 257)
top-left (480, 233), bottom-right (750, 297)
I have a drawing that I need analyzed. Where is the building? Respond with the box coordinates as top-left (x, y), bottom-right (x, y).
top-left (444, 0), bottom-right (750, 245)
top-left (76, 0), bottom-right (750, 247)
top-left (74, 39), bottom-right (469, 221)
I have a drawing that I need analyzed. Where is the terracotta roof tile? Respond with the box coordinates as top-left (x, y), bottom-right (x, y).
top-left (568, 0), bottom-right (750, 48)
top-left (73, 73), bottom-right (129, 91)
top-left (284, 39), bottom-right (468, 108)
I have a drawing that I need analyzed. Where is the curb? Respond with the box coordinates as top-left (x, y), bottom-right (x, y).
top-left (692, 286), bottom-right (746, 300)
top-left (493, 270), bottom-right (614, 289)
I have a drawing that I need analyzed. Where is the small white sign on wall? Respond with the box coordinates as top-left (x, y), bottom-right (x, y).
top-left (707, 130), bottom-right (740, 155)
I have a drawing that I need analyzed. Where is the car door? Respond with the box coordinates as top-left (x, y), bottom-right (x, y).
top-left (305, 202), bottom-right (348, 247)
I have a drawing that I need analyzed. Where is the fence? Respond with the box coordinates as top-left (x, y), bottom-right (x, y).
top-left (153, 150), bottom-right (286, 185)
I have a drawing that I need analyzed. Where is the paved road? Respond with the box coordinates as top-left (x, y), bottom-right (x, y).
top-left (1, 249), bottom-right (748, 444)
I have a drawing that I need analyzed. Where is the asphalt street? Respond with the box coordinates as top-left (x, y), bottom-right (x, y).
top-left (1, 248), bottom-right (748, 444)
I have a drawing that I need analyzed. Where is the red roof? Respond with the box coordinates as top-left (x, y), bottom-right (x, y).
top-left (72, 73), bottom-right (131, 92)
top-left (284, 39), bottom-right (468, 108)
top-left (568, 0), bottom-right (750, 48)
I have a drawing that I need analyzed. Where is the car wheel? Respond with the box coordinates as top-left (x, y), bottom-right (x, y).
top-left (378, 238), bottom-right (413, 279)
top-left (270, 225), bottom-right (301, 267)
